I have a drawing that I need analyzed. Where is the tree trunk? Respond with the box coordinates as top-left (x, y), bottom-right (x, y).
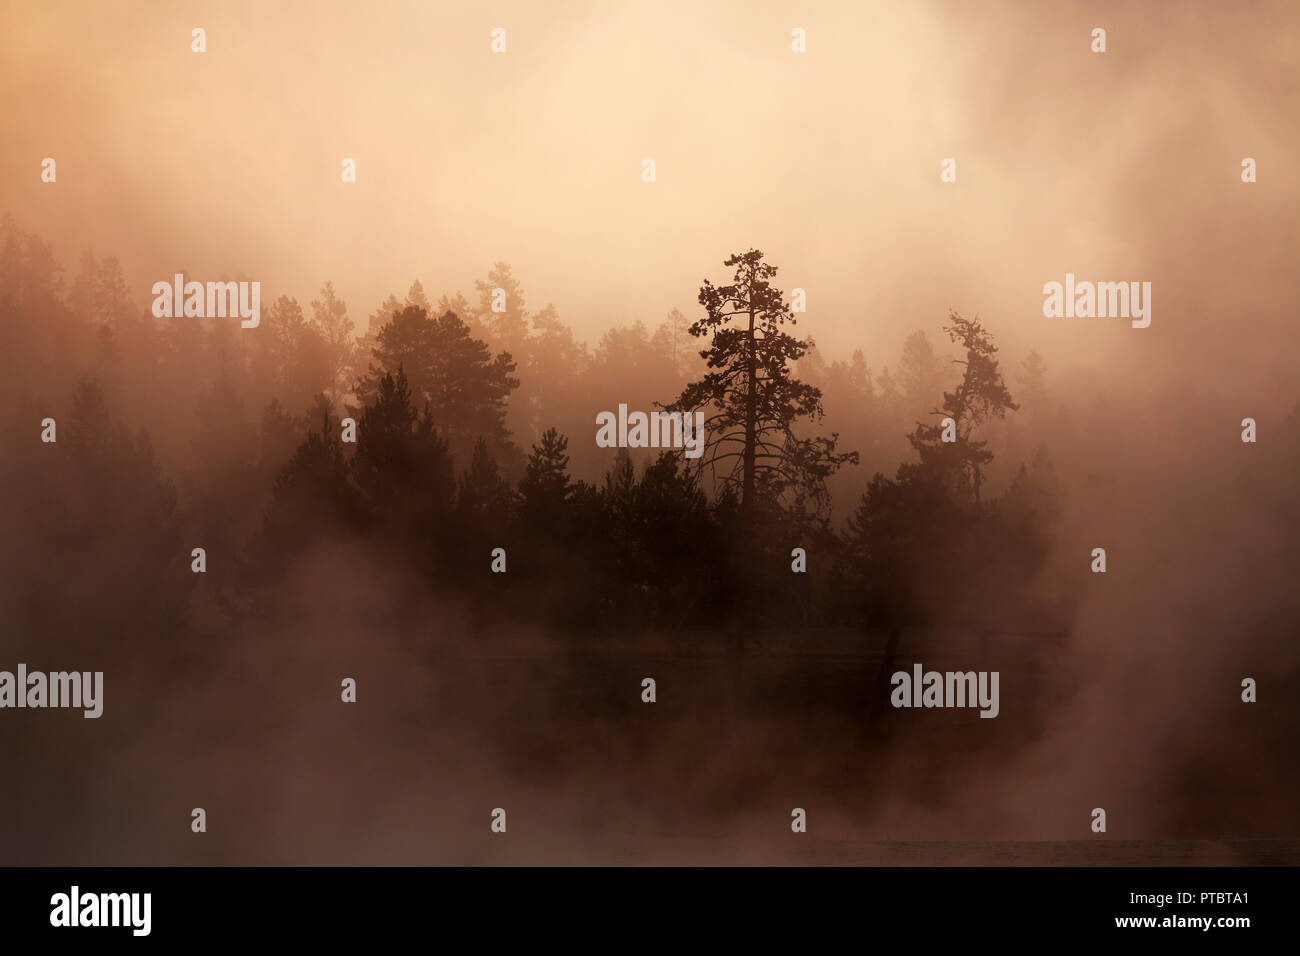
top-left (742, 302), bottom-right (757, 516)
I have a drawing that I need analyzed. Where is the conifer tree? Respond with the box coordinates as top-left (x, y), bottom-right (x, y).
top-left (667, 249), bottom-right (856, 520)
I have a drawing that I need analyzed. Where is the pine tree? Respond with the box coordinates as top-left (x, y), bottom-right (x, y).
top-left (906, 312), bottom-right (1018, 504)
top-left (310, 281), bottom-right (357, 402)
top-left (351, 368), bottom-right (454, 534)
top-left (667, 249), bottom-right (856, 520)
top-left (50, 377), bottom-right (192, 644)
top-left (474, 262), bottom-right (530, 358)
top-left (263, 400), bottom-right (358, 551)
top-left (600, 448), bottom-right (638, 528)
top-left (517, 427), bottom-right (572, 527)
top-left (359, 305), bottom-right (520, 472)
top-left (457, 436), bottom-right (514, 520)
top-left (1018, 349), bottom-right (1048, 413)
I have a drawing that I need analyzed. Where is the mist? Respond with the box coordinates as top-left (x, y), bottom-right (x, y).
top-left (0, 0), bottom-right (1297, 864)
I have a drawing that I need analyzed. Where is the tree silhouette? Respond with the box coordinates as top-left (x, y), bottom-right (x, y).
top-left (474, 262), bottom-right (530, 359)
top-left (517, 426), bottom-right (572, 529)
top-left (906, 312), bottom-right (1018, 503)
top-left (661, 307), bottom-right (691, 378)
top-left (457, 436), bottom-right (514, 521)
top-left (359, 304), bottom-right (520, 474)
top-left (250, 294), bottom-right (335, 416)
top-left (350, 368), bottom-right (454, 539)
top-left (309, 281), bottom-right (358, 403)
top-left (39, 377), bottom-right (192, 648)
top-left (1017, 349), bottom-right (1048, 414)
top-left (513, 426), bottom-right (589, 619)
top-left (668, 249), bottom-right (856, 520)
top-left (524, 303), bottom-right (589, 447)
top-left (262, 399), bottom-right (358, 556)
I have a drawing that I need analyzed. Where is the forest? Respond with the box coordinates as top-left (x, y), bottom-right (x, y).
top-left (2, 211), bottom-right (1298, 863)
top-left (0, 215), bottom-right (1074, 641)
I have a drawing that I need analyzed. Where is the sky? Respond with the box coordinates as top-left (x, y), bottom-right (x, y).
top-left (2, 0), bottom-right (1297, 391)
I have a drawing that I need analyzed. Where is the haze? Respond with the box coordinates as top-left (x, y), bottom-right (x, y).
top-left (2, 0), bottom-right (1295, 384)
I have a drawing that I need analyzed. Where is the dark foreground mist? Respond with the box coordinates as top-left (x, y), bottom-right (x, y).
top-left (2, 610), bottom-right (1295, 865)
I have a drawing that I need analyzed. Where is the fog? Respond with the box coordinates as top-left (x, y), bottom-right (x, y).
top-left (0, 0), bottom-right (1296, 864)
